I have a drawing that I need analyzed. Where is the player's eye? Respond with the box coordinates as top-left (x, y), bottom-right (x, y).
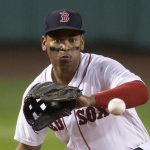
top-left (53, 39), bottom-right (61, 43)
top-left (68, 37), bottom-right (76, 43)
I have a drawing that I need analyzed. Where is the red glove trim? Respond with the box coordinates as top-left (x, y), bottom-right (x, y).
top-left (93, 80), bottom-right (149, 108)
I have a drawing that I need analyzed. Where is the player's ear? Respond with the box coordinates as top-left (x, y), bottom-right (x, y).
top-left (41, 35), bottom-right (47, 51)
top-left (80, 35), bottom-right (85, 51)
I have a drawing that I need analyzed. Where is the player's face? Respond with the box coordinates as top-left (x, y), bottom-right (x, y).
top-left (41, 30), bottom-right (84, 71)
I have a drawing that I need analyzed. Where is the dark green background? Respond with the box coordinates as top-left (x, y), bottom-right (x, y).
top-left (0, 0), bottom-right (150, 50)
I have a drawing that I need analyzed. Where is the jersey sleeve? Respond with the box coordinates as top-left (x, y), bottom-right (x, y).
top-left (14, 104), bottom-right (48, 146)
top-left (14, 68), bottom-right (50, 146)
top-left (101, 57), bottom-right (143, 88)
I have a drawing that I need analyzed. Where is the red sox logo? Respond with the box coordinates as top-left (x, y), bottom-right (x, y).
top-left (60, 10), bottom-right (70, 23)
top-left (49, 107), bottom-right (109, 131)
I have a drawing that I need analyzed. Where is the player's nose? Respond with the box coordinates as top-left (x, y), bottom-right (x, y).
top-left (60, 40), bottom-right (72, 51)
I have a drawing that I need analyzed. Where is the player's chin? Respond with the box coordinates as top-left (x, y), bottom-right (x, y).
top-left (58, 61), bottom-right (72, 69)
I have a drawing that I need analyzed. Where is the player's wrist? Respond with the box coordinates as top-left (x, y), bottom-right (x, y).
top-left (89, 95), bottom-right (96, 106)
top-left (77, 95), bottom-right (96, 107)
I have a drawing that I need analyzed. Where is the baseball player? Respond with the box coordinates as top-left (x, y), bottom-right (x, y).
top-left (14, 9), bottom-right (150, 150)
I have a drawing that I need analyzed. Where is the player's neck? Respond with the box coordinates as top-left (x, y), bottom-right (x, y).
top-left (51, 67), bottom-right (76, 85)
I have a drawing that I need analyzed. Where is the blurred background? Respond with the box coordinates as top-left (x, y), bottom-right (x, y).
top-left (0, 0), bottom-right (150, 149)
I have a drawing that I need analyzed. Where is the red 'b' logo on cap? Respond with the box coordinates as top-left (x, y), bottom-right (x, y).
top-left (60, 11), bottom-right (70, 22)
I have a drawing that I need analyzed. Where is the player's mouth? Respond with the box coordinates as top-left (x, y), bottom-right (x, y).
top-left (59, 55), bottom-right (71, 63)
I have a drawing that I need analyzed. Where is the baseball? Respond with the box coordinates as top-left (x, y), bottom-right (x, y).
top-left (108, 98), bottom-right (126, 115)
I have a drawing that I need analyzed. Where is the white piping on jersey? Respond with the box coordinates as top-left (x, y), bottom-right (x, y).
top-left (73, 54), bottom-right (92, 150)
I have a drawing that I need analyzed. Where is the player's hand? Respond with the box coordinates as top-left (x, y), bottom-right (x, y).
top-left (77, 95), bottom-right (96, 107)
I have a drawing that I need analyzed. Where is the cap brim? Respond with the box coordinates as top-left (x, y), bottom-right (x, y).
top-left (45, 26), bottom-right (85, 35)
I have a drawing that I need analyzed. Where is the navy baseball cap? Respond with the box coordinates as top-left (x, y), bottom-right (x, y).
top-left (44, 9), bottom-right (85, 35)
